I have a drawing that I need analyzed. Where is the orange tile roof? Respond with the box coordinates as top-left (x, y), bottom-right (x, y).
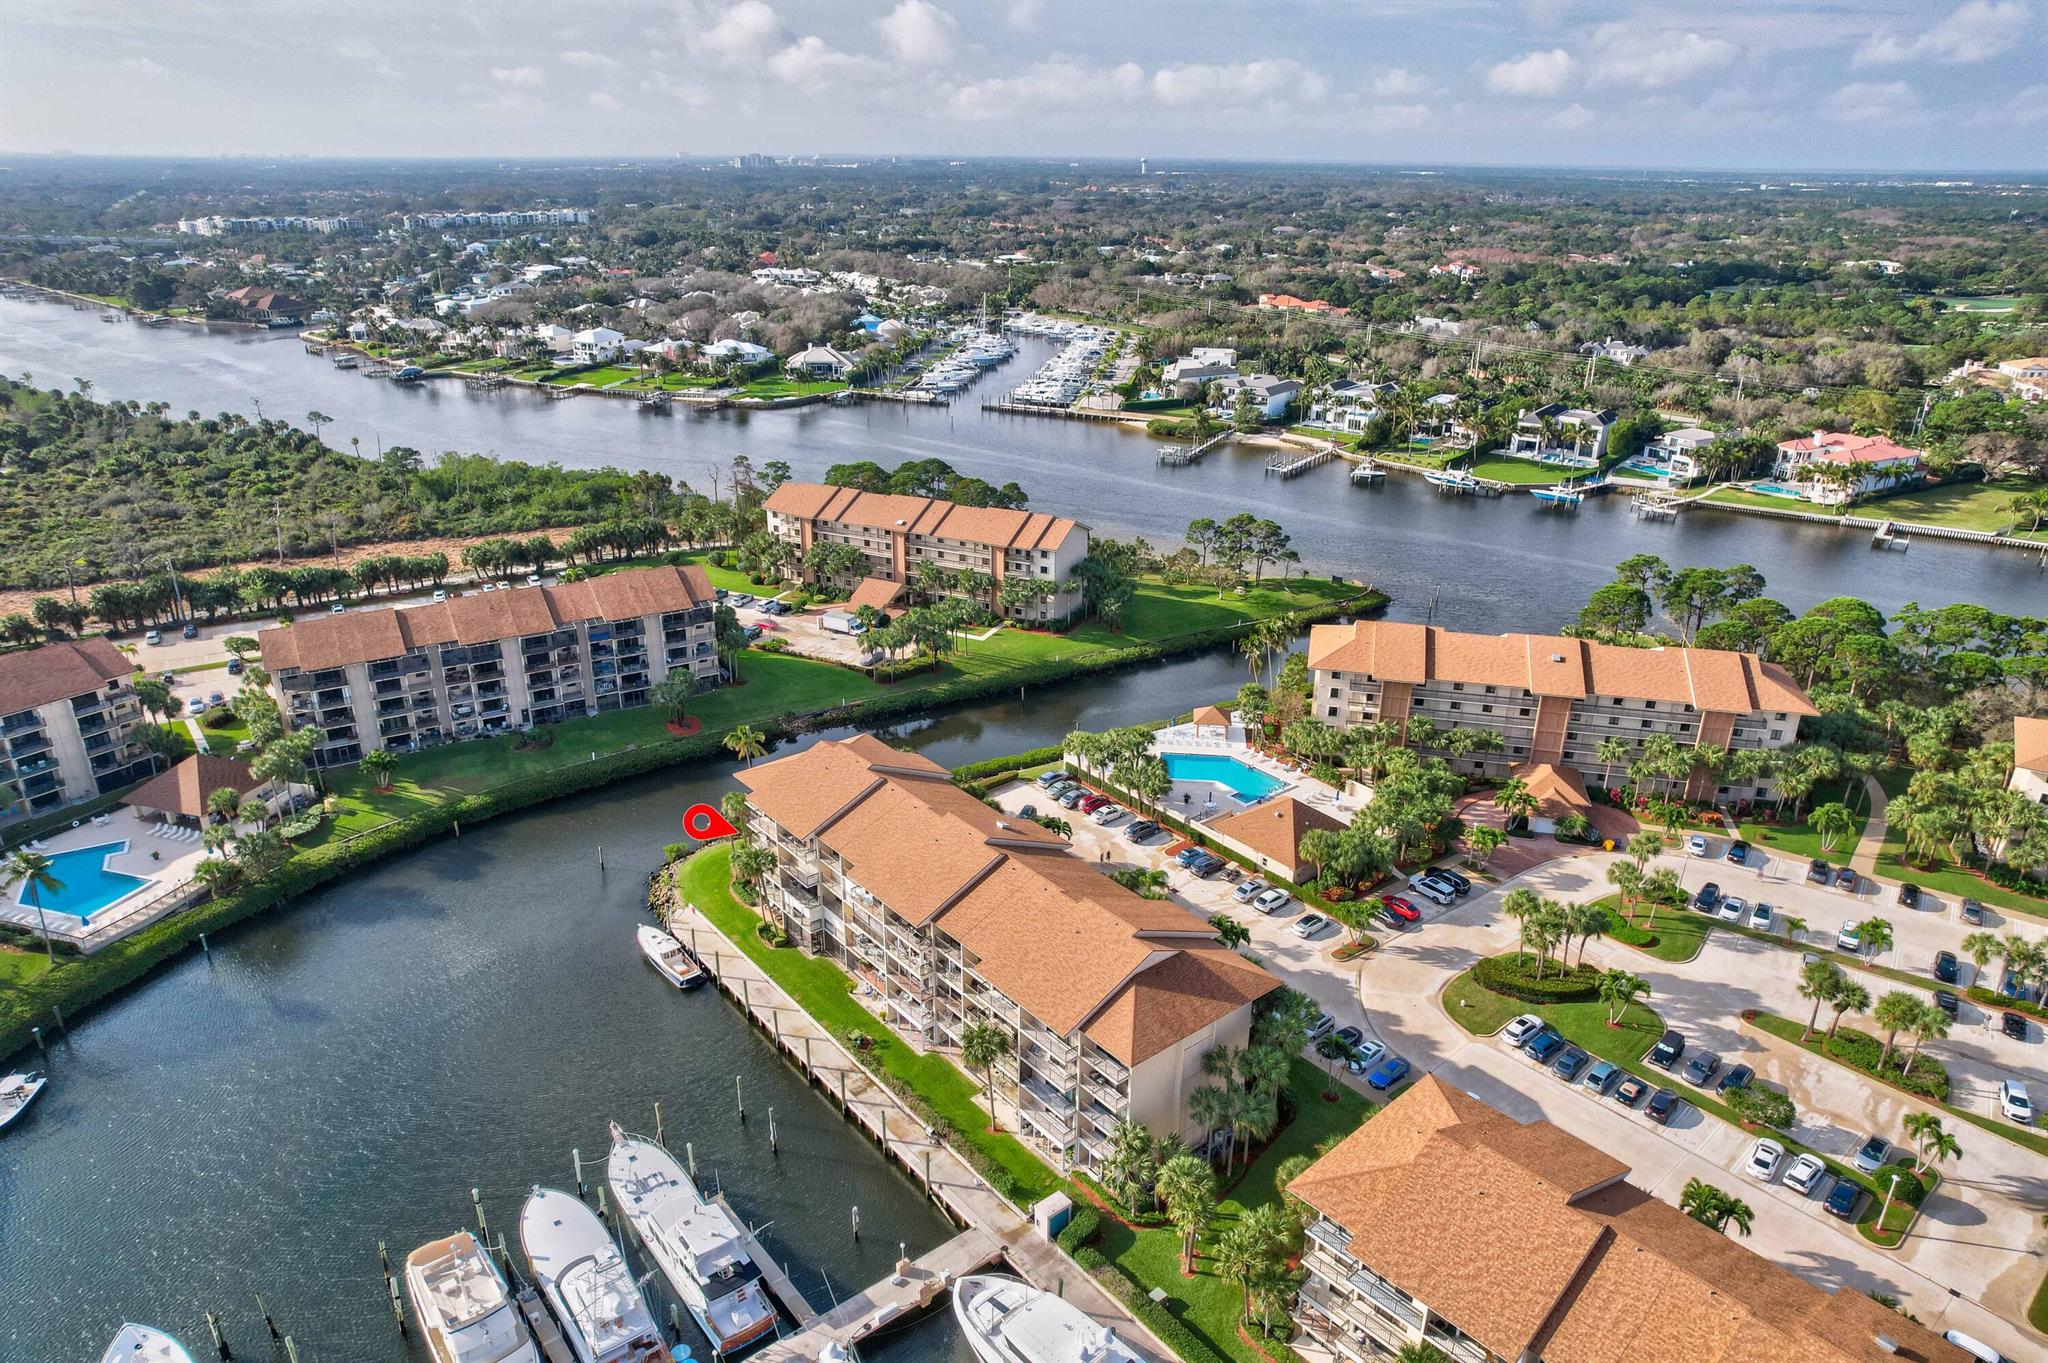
top-left (846, 577), bottom-right (906, 613)
top-left (1189, 704), bottom-right (1231, 729)
top-left (1776, 431), bottom-right (1926, 465)
top-left (763, 482), bottom-right (1080, 552)
top-left (1511, 761), bottom-right (1593, 818)
top-left (1205, 797), bottom-right (1346, 871)
top-left (124, 753), bottom-right (265, 818)
top-left (1306, 622), bottom-right (1817, 716)
top-left (1290, 1080), bottom-right (1966, 1363)
top-left (2014, 716), bottom-right (2048, 775)
top-left (0, 637), bottom-right (132, 712)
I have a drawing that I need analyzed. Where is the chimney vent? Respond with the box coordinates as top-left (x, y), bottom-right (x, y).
top-left (1873, 1337), bottom-right (1899, 1355)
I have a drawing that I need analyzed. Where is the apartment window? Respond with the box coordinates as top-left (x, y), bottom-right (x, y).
top-left (1448, 702), bottom-right (1461, 711)
top-left (1326, 706), bottom-right (1339, 718)
top-left (1329, 688), bottom-right (1340, 699)
top-left (1608, 716), bottom-right (1620, 726)
top-left (1518, 707), bottom-right (1531, 717)
top-left (1511, 745), bottom-right (1526, 755)
top-left (1611, 697), bottom-right (1623, 706)
top-left (1641, 720), bottom-right (1652, 729)
top-left (1451, 682), bottom-right (1464, 692)
top-left (1771, 729), bottom-right (1784, 741)
top-left (1644, 700), bottom-right (1657, 710)
top-left (1411, 697), bottom-right (1424, 708)
top-left (1480, 704), bottom-right (1493, 714)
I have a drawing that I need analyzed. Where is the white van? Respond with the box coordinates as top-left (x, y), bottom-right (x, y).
top-left (1942, 1328), bottom-right (2005, 1363)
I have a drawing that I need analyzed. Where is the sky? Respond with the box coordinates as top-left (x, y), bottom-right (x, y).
top-left (2, 0), bottom-right (2044, 172)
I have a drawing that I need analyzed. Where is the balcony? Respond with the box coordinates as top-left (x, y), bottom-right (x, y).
top-left (2, 712), bottom-right (43, 735)
top-left (1084, 1048), bottom-right (1130, 1086)
top-left (1422, 1332), bottom-right (1492, 1363)
top-left (780, 859), bottom-right (820, 889)
top-left (1344, 1268), bottom-right (1424, 1332)
top-left (7, 732), bottom-right (52, 759)
top-left (1020, 1073), bottom-right (1075, 1115)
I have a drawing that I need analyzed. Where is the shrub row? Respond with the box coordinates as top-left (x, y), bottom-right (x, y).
top-left (1084, 1256), bottom-right (1233, 1363)
top-left (1969, 984), bottom-right (2045, 1022)
top-left (1607, 920), bottom-right (1657, 949)
top-left (1055, 1204), bottom-right (1102, 1255)
top-left (951, 744), bottom-right (1068, 785)
top-left (1471, 953), bottom-right (1602, 1004)
top-left (1801, 1024), bottom-right (1952, 1102)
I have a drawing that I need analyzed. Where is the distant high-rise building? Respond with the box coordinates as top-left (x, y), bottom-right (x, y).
top-left (1138, 157), bottom-right (1148, 176)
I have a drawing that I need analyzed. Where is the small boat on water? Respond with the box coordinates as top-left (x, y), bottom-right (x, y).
top-left (0, 1069), bottom-right (47, 1133)
top-left (406, 1229), bottom-right (542, 1363)
top-left (393, 365), bottom-right (426, 384)
top-left (636, 923), bottom-right (706, 989)
top-left (1423, 469), bottom-right (1480, 494)
top-left (954, 1275), bottom-right (1141, 1363)
top-left (100, 1324), bottom-right (195, 1363)
top-left (1531, 485), bottom-right (1584, 508)
top-left (519, 1186), bottom-right (672, 1363)
top-left (332, 353), bottom-right (359, 369)
top-left (1349, 460), bottom-right (1385, 484)
top-left (606, 1124), bottom-right (779, 1356)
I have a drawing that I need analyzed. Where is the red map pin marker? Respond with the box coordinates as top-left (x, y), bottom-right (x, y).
top-left (683, 803), bottom-right (739, 841)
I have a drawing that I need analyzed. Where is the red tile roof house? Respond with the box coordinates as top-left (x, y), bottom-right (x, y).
top-left (1772, 431), bottom-right (1926, 505)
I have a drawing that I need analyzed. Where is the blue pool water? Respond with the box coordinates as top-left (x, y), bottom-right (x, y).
top-left (1161, 752), bottom-right (1288, 801)
top-left (1616, 461), bottom-right (1670, 478)
top-left (21, 842), bottom-right (151, 920)
top-left (1750, 482), bottom-right (1808, 499)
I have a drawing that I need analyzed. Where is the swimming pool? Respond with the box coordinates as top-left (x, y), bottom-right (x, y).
top-left (1616, 461), bottom-right (1671, 478)
top-left (1161, 752), bottom-right (1288, 801)
top-left (1749, 482), bottom-right (1808, 500)
top-left (19, 842), bottom-right (152, 921)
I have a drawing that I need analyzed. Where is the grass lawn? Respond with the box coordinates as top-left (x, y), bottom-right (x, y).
top-left (2032, 1265), bottom-right (2048, 1334)
top-left (740, 377), bottom-right (846, 399)
top-left (1867, 478), bottom-right (2048, 540)
top-left (544, 365), bottom-right (642, 387)
top-left (1285, 426), bottom-right (1363, 450)
top-left (1589, 894), bottom-right (1713, 962)
top-left (1736, 805), bottom-right (1868, 865)
top-left (678, 845), bottom-right (1059, 1203)
top-left (1702, 487), bottom-right (1833, 514)
top-left (1873, 835), bottom-right (2048, 921)
top-left (1465, 456), bottom-right (1588, 485)
top-left (0, 948), bottom-right (53, 989)
top-left (1092, 1060), bottom-right (1372, 1363)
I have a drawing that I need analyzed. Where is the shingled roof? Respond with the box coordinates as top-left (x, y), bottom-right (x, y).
top-left (0, 638), bottom-right (132, 713)
top-left (763, 481), bottom-right (1080, 552)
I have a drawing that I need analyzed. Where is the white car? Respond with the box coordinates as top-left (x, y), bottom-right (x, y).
top-left (1717, 895), bottom-right (1748, 923)
top-left (1406, 875), bottom-right (1454, 907)
top-left (1687, 834), bottom-right (1709, 856)
top-left (1252, 888), bottom-right (1292, 915)
top-left (1749, 902), bottom-right (1773, 931)
top-left (2002, 1079), bottom-right (2034, 1124)
top-left (1783, 1152), bottom-right (1827, 1196)
top-left (1091, 805), bottom-right (1126, 827)
top-left (1293, 913), bottom-right (1330, 939)
top-left (1503, 1014), bottom-right (1545, 1048)
top-left (526, 573), bottom-right (542, 586)
top-left (1836, 924), bottom-right (1862, 952)
top-left (1233, 879), bottom-right (1268, 904)
top-left (329, 602), bottom-right (347, 614)
top-left (185, 697), bottom-right (207, 716)
top-left (431, 589), bottom-right (448, 603)
top-left (1744, 1138), bottom-right (1785, 1182)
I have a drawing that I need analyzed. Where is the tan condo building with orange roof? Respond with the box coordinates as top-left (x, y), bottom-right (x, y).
top-left (1290, 1077), bottom-right (1967, 1363)
top-left (761, 482), bottom-right (1089, 623)
top-left (1307, 621), bottom-right (1817, 803)
top-left (259, 565), bottom-right (720, 767)
top-left (737, 735), bottom-right (1278, 1171)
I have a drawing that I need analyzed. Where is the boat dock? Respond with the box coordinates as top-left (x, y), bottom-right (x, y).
top-left (517, 1288), bottom-right (578, 1363)
top-left (1264, 444), bottom-right (1335, 478)
top-left (1158, 429), bottom-right (1233, 466)
top-left (714, 1191), bottom-right (822, 1326)
top-left (749, 1228), bottom-right (1003, 1363)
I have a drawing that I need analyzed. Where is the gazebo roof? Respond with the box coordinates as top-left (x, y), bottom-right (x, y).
top-left (847, 577), bottom-right (906, 613)
top-left (125, 754), bottom-right (266, 819)
top-left (1511, 761), bottom-right (1593, 819)
top-left (1190, 704), bottom-right (1231, 729)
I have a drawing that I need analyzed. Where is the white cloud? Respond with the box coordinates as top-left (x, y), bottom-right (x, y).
top-left (688, 0), bottom-right (788, 63)
top-left (490, 65), bottom-right (545, 89)
top-left (767, 35), bottom-right (882, 92)
top-left (588, 91), bottom-right (623, 111)
top-left (336, 42), bottom-right (398, 80)
top-left (1362, 102), bottom-right (1431, 132)
top-left (947, 60), bottom-right (1146, 121)
top-left (2006, 83), bottom-right (2048, 124)
top-left (1824, 80), bottom-right (1918, 123)
top-left (946, 57), bottom-right (1330, 122)
top-left (1858, 0), bottom-right (2029, 65)
top-left (876, 0), bottom-right (958, 66)
top-left (1005, 0), bottom-right (1043, 31)
top-left (641, 70), bottom-right (713, 107)
top-left (1370, 68), bottom-right (1431, 99)
top-left (1150, 60), bottom-right (1327, 108)
top-left (1486, 48), bottom-right (1575, 97)
top-left (560, 50), bottom-right (621, 71)
top-left (118, 56), bottom-right (170, 79)
top-left (1547, 101), bottom-right (1594, 129)
top-left (1590, 29), bottom-right (1737, 88)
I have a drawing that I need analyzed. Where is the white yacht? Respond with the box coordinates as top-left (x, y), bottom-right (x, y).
top-left (519, 1186), bottom-right (672, 1363)
top-left (953, 1275), bottom-right (1142, 1363)
top-left (406, 1230), bottom-right (543, 1363)
top-left (0, 1069), bottom-right (47, 1133)
top-left (636, 924), bottom-right (706, 989)
top-left (605, 1124), bottom-right (779, 1355)
top-left (100, 1324), bottom-right (195, 1363)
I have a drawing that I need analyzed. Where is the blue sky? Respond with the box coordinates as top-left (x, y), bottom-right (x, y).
top-left (3, 0), bottom-right (2043, 170)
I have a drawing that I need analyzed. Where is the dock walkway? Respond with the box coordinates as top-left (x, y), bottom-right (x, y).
top-left (667, 904), bottom-right (1168, 1363)
top-left (749, 1228), bottom-right (1002, 1363)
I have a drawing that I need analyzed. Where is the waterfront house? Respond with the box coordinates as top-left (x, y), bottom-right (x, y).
top-left (1218, 375), bottom-right (1300, 422)
top-left (0, 639), bottom-right (158, 822)
top-left (1290, 1078), bottom-right (1968, 1363)
top-left (570, 327), bottom-right (626, 364)
top-left (1162, 346), bottom-right (1239, 388)
top-left (1307, 620), bottom-right (1815, 802)
top-left (125, 752), bottom-right (295, 829)
top-left (703, 338), bottom-right (774, 369)
top-left (1772, 431), bottom-right (1925, 504)
top-left (1257, 293), bottom-right (1349, 315)
top-left (738, 736), bottom-right (1279, 1172)
top-left (532, 323), bottom-right (576, 355)
top-left (220, 285), bottom-right (308, 325)
top-left (763, 482), bottom-right (1089, 623)
top-left (258, 565), bottom-right (720, 768)
top-left (786, 344), bottom-right (858, 380)
top-left (1632, 425), bottom-right (1716, 483)
top-left (1414, 392), bottom-right (1478, 448)
top-left (1305, 380), bottom-right (1396, 434)
top-left (1506, 404), bottom-right (1614, 465)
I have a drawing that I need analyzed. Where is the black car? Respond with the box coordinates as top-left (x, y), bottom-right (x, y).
top-left (181, 621), bottom-right (199, 639)
top-left (1727, 840), bottom-right (1751, 865)
top-left (1824, 1180), bottom-right (1862, 1220)
top-left (1716, 1064), bottom-right (1754, 1093)
top-left (226, 658), bottom-right (244, 675)
top-left (2004, 1011), bottom-right (2030, 1041)
top-left (1682, 1051), bottom-right (1721, 1086)
top-left (1647, 1029), bottom-right (1685, 1069)
top-left (1934, 950), bottom-right (1960, 984)
top-left (1694, 882), bottom-right (1721, 912)
top-left (1317, 1025), bottom-right (1366, 1059)
top-left (1552, 1046), bottom-right (1590, 1081)
top-left (1898, 882), bottom-right (1922, 909)
top-left (1613, 1074), bottom-right (1649, 1107)
top-left (1808, 858), bottom-right (1832, 885)
top-left (1646, 1088), bottom-right (1680, 1124)
top-left (1526, 1028), bottom-right (1565, 1064)
top-left (1834, 865), bottom-right (1858, 890)
top-left (1932, 990), bottom-right (1961, 1018)
top-left (1429, 867), bottom-right (1473, 896)
top-left (1960, 898), bottom-right (1986, 926)
top-left (1124, 820), bottom-right (1161, 842)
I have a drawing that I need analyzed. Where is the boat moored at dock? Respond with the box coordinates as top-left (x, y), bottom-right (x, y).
top-left (1, 1069), bottom-right (47, 1133)
top-left (519, 1185), bottom-right (672, 1363)
top-left (406, 1230), bottom-right (543, 1363)
top-left (100, 1324), bottom-right (195, 1363)
top-left (636, 924), bottom-right (707, 989)
top-left (953, 1275), bottom-right (1141, 1363)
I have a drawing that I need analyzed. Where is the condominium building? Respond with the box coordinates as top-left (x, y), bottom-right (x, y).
top-left (0, 639), bottom-right (157, 819)
top-left (1307, 622), bottom-right (1816, 801)
top-left (738, 736), bottom-right (1277, 1170)
top-left (2011, 717), bottom-right (2048, 807)
top-left (1290, 1078), bottom-right (1966, 1363)
top-left (259, 565), bottom-right (720, 768)
top-left (761, 482), bottom-right (1089, 623)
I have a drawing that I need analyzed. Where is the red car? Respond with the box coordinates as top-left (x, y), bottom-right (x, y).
top-left (1076, 794), bottom-right (1110, 814)
top-left (1382, 896), bottom-right (1420, 922)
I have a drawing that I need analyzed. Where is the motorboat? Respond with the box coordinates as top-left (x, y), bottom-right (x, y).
top-left (519, 1186), bottom-right (672, 1363)
top-left (1423, 469), bottom-right (1480, 494)
top-left (100, 1324), bottom-right (195, 1363)
top-left (636, 923), bottom-right (706, 989)
top-left (953, 1274), bottom-right (1141, 1363)
top-left (406, 1230), bottom-right (542, 1363)
top-left (0, 1069), bottom-right (47, 1133)
top-left (606, 1124), bottom-right (778, 1355)
top-left (1531, 484), bottom-right (1584, 508)
top-left (1349, 460), bottom-right (1385, 484)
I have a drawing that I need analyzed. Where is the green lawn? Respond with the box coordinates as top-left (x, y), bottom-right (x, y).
top-left (1873, 833), bottom-right (2048, 921)
top-left (1703, 487), bottom-right (1832, 514)
top-left (1736, 805), bottom-right (1868, 865)
top-left (1866, 478), bottom-right (2048, 541)
top-left (543, 365), bottom-right (642, 387)
top-left (1589, 894), bottom-right (1713, 962)
top-left (0, 949), bottom-right (52, 989)
top-left (679, 845), bottom-right (1059, 1203)
top-left (739, 377), bottom-right (846, 399)
top-left (1465, 456), bottom-right (1590, 486)
top-left (1092, 1060), bottom-right (1372, 1363)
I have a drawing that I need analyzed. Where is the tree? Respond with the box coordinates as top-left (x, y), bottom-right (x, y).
top-left (359, 747), bottom-right (397, 791)
top-left (1797, 960), bottom-right (1843, 1041)
top-left (2, 850), bottom-right (64, 961)
top-left (1854, 916), bottom-right (1894, 962)
top-left (1099, 1121), bottom-right (1158, 1214)
top-left (1825, 979), bottom-right (1870, 1050)
top-left (206, 785), bottom-right (243, 825)
top-left (723, 723), bottom-right (767, 767)
top-left (1902, 1112), bottom-right (1960, 1177)
top-left (1598, 969), bottom-right (1650, 1025)
top-left (1901, 1000), bottom-right (1950, 1077)
top-left (1727, 1083), bottom-right (1795, 1131)
top-left (959, 1021), bottom-right (1011, 1134)
top-left (222, 634), bottom-right (261, 662)
top-left (1494, 776), bottom-right (1536, 828)
top-left (1155, 1151), bottom-right (1217, 1275)
top-left (1679, 1178), bottom-right (1755, 1237)
top-left (1209, 913), bottom-right (1251, 951)
top-left (1464, 825), bottom-right (1506, 870)
top-left (1187, 1084), bottom-right (1234, 1172)
top-left (652, 672), bottom-right (696, 726)
top-left (1872, 991), bottom-right (1923, 1073)
top-left (1811, 802), bottom-right (1858, 854)
top-left (1501, 887), bottom-right (1543, 958)
top-left (1214, 1210), bottom-right (1287, 1325)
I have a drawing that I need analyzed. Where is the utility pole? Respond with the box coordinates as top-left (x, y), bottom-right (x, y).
top-left (273, 501), bottom-right (286, 563)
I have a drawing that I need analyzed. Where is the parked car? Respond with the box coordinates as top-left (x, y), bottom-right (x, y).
top-left (1783, 1152), bottom-right (1828, 1196)
top-left (526, 573), bottom-right (542, 587)
top-left (1233, 879), bottom-right (1268, 904)
top-left (1018, 804), bottom-right (1039, 819)
top-left (1381, 896), bottom-right (1421, 923)
top-left (1187, 853), bottom-right (1226, 878)
top-left (1552, 1046), bottom-right (1590, 1081)
top-left (1727, 840), bottom-right (1751, 865)
top-left (1686, 834), bottom-right (1709, 856)
top-left (1716, 1064), bottom-right (1754, 1093)
top-left (185, 697), bottom-right (207, 716)
top-left (1366, 1056), bottom-right (1411, 1091)
top-left (1076, 794), bottom-right (1109, 814)
top-left (1851, 1134), bottom-right (1890, 1174)
top-left (1744, 1138), bottom-right (1784, 1182)
top-left (1748, 902), bottom-right (1773, 931)
top-left (1124, 821), bottom-right (1161, 843)
top-left (1834, 865), bottom-right (1858, 890)
top-left (1824, 1180), bottom-right (1863, 1220)
top-left (1960, 898), bottom-right (1986, 926)
top-left (1807, 859), bottom-right (1832, 885)
top-left (1058, 788), bottom-right (1089, 809)
top-left (728, 593), bottom-right (755, 607)
top-left (1406, 873), bottom-right (1455, 907)
top-left (1293, 912), bottom-right (1330, 939)
top-left (144, 629), bottom-right (163, 645)
top-left (1090, 806), bottom-right (1126, 826)
top-left (1682, 1051), bottom-right (1722, 1086)
top-left (1694, 883), bottom-right (1721, 912)
top-left (2003, 1011), bottom-right (2029, 1041)
top-left (1580, 1060), bottom-right (1619, 1095)
top-left (1317, 1025), bottom-right (1366, 1059)
top-left (1647, 1030), bottom-right (1685, 1069)
top-left (1252, 887), bottom-right (1292, 914)
top-left (1941, 1328), bottom-right (2007, 1363)
top-left (1504, 1014), bottom-right (1545, 1047)
top-left (207, 690), bottom-right (226, 707)
top-left (743, 623), bottom-right (765, 641)
top-left (1933, 950), bottom-right (1960, 984)
top-left (1613, 1074), bottom-right (1649, 1107)
top-left (329, 602), bottom-right (347, 614)
top-left (1932, 990), bottom-right (1960, 1018)
top-left (762, 600), bottom-right (792, 616)
top-left (1305, 1013), bottom-right (1335, 1042)
top-left (1835, 923), bottom-right (1862, 953)
top-left (1898, 882), bottom-right (1923, 909)
top-left (1175, 847), bottom-right (1209, 868)
top-left (1035, 771), bottom-right (1068, 788)
top-left (226, 659), bottom-right (244, 676)
top-left (1429, 867), bottom-right (1472, 896)
top-left (1525, 1029), bottom-right (1565, 1064)
top-left (181, 621), bottom-right (199, 639)
top-left (2001, 1079), bottom-right (2034, 1124)
top-left (1645, 1089), bottom-right (1680, 1124)
top-left (1344, 1040), bottom-right (1387, 1075)
top-left (1716, 895), bottom-right (1747, 923)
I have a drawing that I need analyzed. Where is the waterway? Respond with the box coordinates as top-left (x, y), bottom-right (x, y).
top-left (2, 296), bottom-right (2040, 628)
top-left (0, 648), bottom-right (1244, 1363)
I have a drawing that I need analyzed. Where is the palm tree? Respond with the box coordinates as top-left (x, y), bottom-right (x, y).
top-left (1872, 991), bottom-right (1923, 1073)
top-left (206, 785), bottom-right (243, 825)
top-left (1214, 1219), bottom-right (1280, 1326)
top-left (359, 747), bottom-right (398, 791)
top-left (1154, 1152), bottom-right (1216, 1275)
top-left (1797, 960), bottom-right (1843, 1041)
top-left (1638, 868), bottom-right (1681, 931)
top-left (1567, 901), bottom-right (1608, 965)
top-left (1501, 887), bottom-right (1542, 958)
top-left (2, 850), bottom-right (65, 961)
top-left (1811, 802), bottom-right (1858, 854)
top-left (1960, 931), bottom-right (2002, 987)
top-left (1209, 913), bottom-right (1252, 951)
top-left (1779, 913), bottom-right (1808, 944)
top-left (1596, 737), bottom-right (1632, 792)
top-left (1854, 916), bottom-right (1894, 963)
top-left (723, 723), bottom-right (767, 767)
top-left (1598, 969), bottom-right (1650, 1026)
top-left (1679, 1178), bottom-right (1754, 1237)
top-left (1187, 1084), bottom-right (1233, 1168)
top-left (1099, 1121), bottom-right (1158, 1213)
top-left (959, 1022), bottom-right (1011, 1134)
top-left (1906, 1114), bottom-right (1961, 1178)
top-left (1606, 861), bottom-right (1644, 923)
top-left (1901, 1000), bottom-right (1950, 1077)
top-left (1392, 1347), bottom-right (1451, 1363)
top-left (1825, 980), bottom-right (1870, 1050)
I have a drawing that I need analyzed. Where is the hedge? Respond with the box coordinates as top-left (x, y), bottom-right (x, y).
top-left (1085, 1256), bottom-right (1234, 1363)
top-left (1969, 984), bottom-right (2044, 1021)
top-left (1056, 1204), bottom-right (1103, 1255)
top-left (1752, 1013), bottom-right (1950, 1102)
top-left (1471, 953), bottom-right (1602, 1004)
top-left (952, 744), bottom-right (1067, 785)
top-left (1607, 921), bottom-right (1655, 949)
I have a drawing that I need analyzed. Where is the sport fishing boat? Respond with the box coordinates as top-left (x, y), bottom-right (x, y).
top-left (1530, 483), bottom-right (1585, 508)
top-left (605, 1124), bottom-right (778, 1355)
top-left (405, 1230), bottom-right (543, 1363)
top-left (100, 1324), bottom-right (195, 1362)
top-left (519, 1186), bottom-right (672, 1363)
top-left (636, 924), bottom-right (706, 989)
top-left (953, 1275), bottom-right (1142, 1363)
top-left (0, 1069), bottom-right (47, 1133)
top-left (1423, 469), bottom-right (1480, 494)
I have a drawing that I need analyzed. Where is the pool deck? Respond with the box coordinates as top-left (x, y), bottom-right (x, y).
top-left (1146, 724), bottom-right (1363, 824)
top-left (2, 808), bottom-right (210, 952)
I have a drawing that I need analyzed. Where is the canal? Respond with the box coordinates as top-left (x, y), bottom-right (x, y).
top-left (1, 648), bottom-right (1246, 1363)
top-left (2, 296), bottom-right (2041, 629)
